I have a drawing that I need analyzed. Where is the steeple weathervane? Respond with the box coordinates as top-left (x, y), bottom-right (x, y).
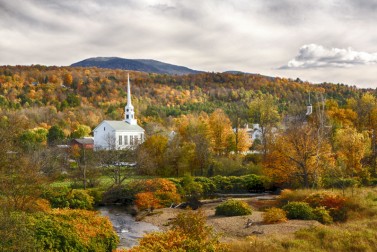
top-left (125, 73), bottom-right (137, 125)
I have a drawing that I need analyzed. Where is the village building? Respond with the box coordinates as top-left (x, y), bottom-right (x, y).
top-left (70, 137), bottom-right (94, 149)
top-left (93, 74), bottom-right (145, 150)
top-left (234, 123), bottom-right (263, 143)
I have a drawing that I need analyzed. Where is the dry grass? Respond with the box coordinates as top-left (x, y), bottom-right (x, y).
top-left (228, 187), bottom-right (377, 252)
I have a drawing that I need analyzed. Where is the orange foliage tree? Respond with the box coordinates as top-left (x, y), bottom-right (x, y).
top-left (134, 178), bottom-right (181, 211)
top-left (135, 192), bottom-right (160, 211)
top-left (264, 124), bottom-right (334, 188)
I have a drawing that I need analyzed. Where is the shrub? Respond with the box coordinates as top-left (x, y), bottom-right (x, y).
top-left (103, 178), bottom-right (181, 207)
top-left (145, 179), bottom-right (181, 207)
top-left (180, 176), bottom-right (203, 209)
top-left (312, 207), bottom-right (333, 224)
top-left (370, 178), bottom-right (377, 186)
top-left (0, 210), bottom-right (39, 251)
top-left (278, 189), bottom-right (309, 207)
top-left (215, 200), bottom-right (253, 216)
top-left (135, 192), bottom-right (161, 211)
top-left (211, 175), bottom-right (268, 193)
top-left (193, 177), bottom-right (217, 196)
top-left (144, 178), bottom-right (177, 193)
top-left (282, 202), bottom-right (314, 220)
top-left (305, 192), bottom-right (346, 210)
top-left (42, 186), bottom-right (70, 208)
top-left (323, 177), bottom-right (359, 189)
top-left (305, 192), bottom-right (347, 222)
top-left (263, 207), bottom-right (287, 224)
top-left (212, 176), bottom-right (234, 192)
top-left (28, 198), bottom-right (51, 213)
top-left (128, 210), bottom-right (228, 252)
top-left (128, 229), bottom-right (188, 252)
top-left (87, 188), bottom-right (104, 206)
top-left (66, 189), bottom-right (94, 210)
top-left (42, 187), bottom-right (94, 210)
top-left (329, 207), bottom-right (348, 222)
top-left (243, 174), bottom-right (269, 192)
top-left (32, 209), bottom-right (118, 252)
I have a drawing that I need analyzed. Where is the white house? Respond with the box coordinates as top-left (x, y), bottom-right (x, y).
top-left (93, 74), bottom-right (145, 150)
top-left (233, 123), bottom-right (263, 143)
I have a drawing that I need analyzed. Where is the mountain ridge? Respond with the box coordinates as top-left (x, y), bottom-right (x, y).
top-left (71, 57), bottom-right (203, 75)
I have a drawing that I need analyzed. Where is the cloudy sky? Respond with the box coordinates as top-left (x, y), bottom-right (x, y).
top-left (1, 0), bottom-right (377, 88)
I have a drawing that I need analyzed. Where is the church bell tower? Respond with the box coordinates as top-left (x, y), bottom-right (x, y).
top-left (125, 74), bottom-right (137, 125)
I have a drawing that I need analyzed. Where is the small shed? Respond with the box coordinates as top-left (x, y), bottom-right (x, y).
top-left (70, 137), bottom-right (94, 149)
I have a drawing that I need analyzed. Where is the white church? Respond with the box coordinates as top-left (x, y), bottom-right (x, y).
top-left (93, 74), bottom-right (145, 150)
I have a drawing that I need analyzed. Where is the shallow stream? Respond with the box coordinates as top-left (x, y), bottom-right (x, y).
top-left (98, 206), bottom-right (159, 248)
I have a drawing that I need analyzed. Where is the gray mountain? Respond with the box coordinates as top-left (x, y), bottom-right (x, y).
top-left (71, 57), bottom-right (202, 75)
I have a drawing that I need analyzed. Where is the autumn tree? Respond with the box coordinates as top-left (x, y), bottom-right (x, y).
top-left (63, 72), bottom-right (73, 86)
top-left (137, 134), bottom-right (168, 176)
top-left (165, 135), bottom-right (195, 177)
top-left (347, 94), bottom-right (377, 176)
top-left (234, 128), bottom-right (252, 153)
top-left (174, 113), bottom-right (212, 176)
top-left (70, 124), bottom-right (91, 139)
top-left (325, 99), bottom-right (357, 128)
top-left (208, 109), bottom-right (234, 155)
top-left (0, 114), bottom-right (46, 211)
top-left (99, 148), bottom-right (136, 186)
top-left (334, 127), bottom-right (370, 180)
top-left (47, 125), bottom-right (65, 145)
top-left (227, 101), bottom-right (250, 154)
top-left (264, 123), bottom-right (334, 188)
top-left (19, 127), bottom-right (48, 151)
top-left (69, 144), bottom-right (108, 189)
top-left (249, 94), bottom-right (280, 157)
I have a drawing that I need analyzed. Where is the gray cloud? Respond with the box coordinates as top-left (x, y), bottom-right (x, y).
top-left (280, 44), bottom-right (377, 69)
top-left (0, 0), bottom-right (377, 87)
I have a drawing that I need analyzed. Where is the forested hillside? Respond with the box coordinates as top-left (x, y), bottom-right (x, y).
top-left (0, 65), bottom-right (369, 133)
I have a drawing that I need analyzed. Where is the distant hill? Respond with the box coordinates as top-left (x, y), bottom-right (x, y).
top-left (71, 57), bottom-right (203, 75)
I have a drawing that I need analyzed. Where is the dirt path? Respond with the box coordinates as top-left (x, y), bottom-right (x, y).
top-left (142, 198), bottom-right (321, 241)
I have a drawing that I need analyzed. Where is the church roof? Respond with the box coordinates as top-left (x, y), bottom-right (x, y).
top-left (95, 120), bottom-right (144, 132)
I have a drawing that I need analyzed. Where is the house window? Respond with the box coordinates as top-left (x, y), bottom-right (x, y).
top-left (119, 135), bottom-right (122, 145)
top-left (104, 127), bottom-right (106, 131)
top-left (126, 115), bottom-right (129, 119)
top-left (134, 135), bottom-right (139, 145)
top-left (124, 135), bottom-right (128, 145)
top-left (130, 135), bottom-right (134, 145)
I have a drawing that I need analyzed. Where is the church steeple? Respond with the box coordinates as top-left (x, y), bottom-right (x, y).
top-left (125, 74), bottom-right (137, 125)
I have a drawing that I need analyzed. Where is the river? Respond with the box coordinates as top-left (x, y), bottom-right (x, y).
top-left (98, 206), bottom-right (160, 249)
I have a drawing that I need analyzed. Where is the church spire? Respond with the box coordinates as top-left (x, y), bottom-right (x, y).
top-left (127, 74), bottom-right (132, 106)
top-left (125, 73), bottom-right (137, 125)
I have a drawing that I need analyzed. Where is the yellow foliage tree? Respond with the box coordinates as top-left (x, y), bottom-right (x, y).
top-left (326, 99), bottom-right (357, 128)
top-left (334, 127), bottom-right (370, 177)
top-left (235, 128), bottom-right (252, 153)
top-left (208, 109), bottom-right (234, 155)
